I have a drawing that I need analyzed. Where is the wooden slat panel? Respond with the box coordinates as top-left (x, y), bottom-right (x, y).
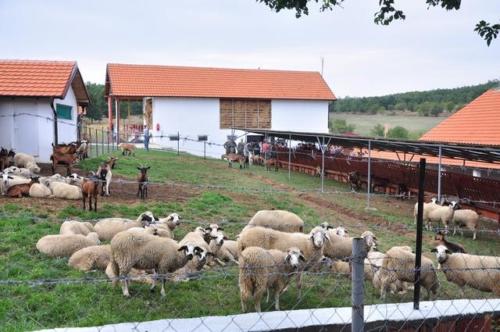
top-left (220, 99), bottom-right (271, 129)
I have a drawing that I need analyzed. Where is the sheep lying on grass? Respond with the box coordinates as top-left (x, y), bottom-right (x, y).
top-left (36, 233), bottom-right (100, 258)
top-left (208, 231), bottom-right (239, 266)
top-left (68, 245), bottom-right (111, 271)
top-left (29, 181), bottom-right (52, 198)
top-left (452, 209), bottom-right (479, 240)
top-left (239, 246), bottom-right (304, 312)
top-left (60, 220), bottom-right (95, 236)
top-left (432, 245), bottom-right (500, 296)
top-left (13, 152), bottom-right (40, 173)
top-left (105, 263), bottom-right (153, 285)
top-left (246, 209), bottom-right (304, 233)
top-left (110, 232), bottom-right (202, 297)
top-left (49, 182), bottom-right (82, 200)
top-left (378, 246), bottom-right (438, 300)
top-left (94, 211), bottom-right (156, 241)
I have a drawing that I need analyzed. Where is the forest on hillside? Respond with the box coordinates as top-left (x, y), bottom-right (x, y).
top-left (330, 80), bottom-right (499, 116)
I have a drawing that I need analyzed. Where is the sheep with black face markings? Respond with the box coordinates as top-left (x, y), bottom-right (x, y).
top-left (239, 246), bottom-right (305, 312)
top-left (94, 211), bottom-right (157, 241)
top-left (109, 231), bottom-right (202, 297)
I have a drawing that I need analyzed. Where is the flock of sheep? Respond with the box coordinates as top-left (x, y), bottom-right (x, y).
top-left (34, 208), bottom-right (500, 313)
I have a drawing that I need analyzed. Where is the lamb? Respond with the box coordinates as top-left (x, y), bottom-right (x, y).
top-left (452, 209), bottom-right (479, 240)
top-left (49, 181), bottom-right (82, 200)
top-left (68, 245), bottom-right (111, 271)
top-left (36, 232), bottom-right (100, 258)
top-left (378, 246), bottom-right (439, 300)
top-left (109, 231), bottom-right (202, 297)
top-left (29, 181), bottom-right (52, 198)
top-left (237, 226), bottom-right (328, 297)
top-left (413, 197), bottom-right (439, 226)
top-left (93, 211), bottom-right (157, 241)
top-left (434, 231), bottom-right (465, 253)
top-left (239, 246), bottom-right (305, 312)
top-left (81, 176), bottom-right (99, 211)
top-left (128, 212), bottom-right (181, 239)
top-left (60, 220), bottom-right (95, 236)
top-left (427, 201), bottom-right (458, 233)
top-left (432, 245), bottom-right (500, 296)
top-left (13, 152), bottom-right (41, 173)
top-left (246, 209), bottom-right (305, 233)
top-left (208, 231), bottom-right (239, 266)
top-left (119, 143), bottom-right (136, 156)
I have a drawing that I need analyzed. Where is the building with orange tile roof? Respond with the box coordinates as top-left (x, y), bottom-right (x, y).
top-left (105, 63), bottom-right (335, 157)
top-left (0, 60), bottom-right (89, 162)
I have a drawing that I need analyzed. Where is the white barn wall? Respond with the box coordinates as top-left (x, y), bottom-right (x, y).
top-left (0, 99), bottom-right (15, 150)
top-left (271, 100), bottom-right (329, 133)
top-left (54, 86), bottom-right (78, 146)
top-left (150, 97), bottom-right (243, 158)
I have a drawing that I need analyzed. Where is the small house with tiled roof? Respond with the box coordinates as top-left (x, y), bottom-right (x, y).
top-left (0, 60), bottom-right (89, 162)
top-left (105, 63), bottom-right (335, 157)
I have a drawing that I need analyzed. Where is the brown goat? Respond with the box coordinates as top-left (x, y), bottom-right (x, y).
top-left (119, 143), bottom-right (136, 156)
top-left (51, 152), bottom-right (77, 176)
top-left (52, 142), bottom-right (78, 155)
top-left (136, 166), bottom-right (150, 199)
top-left (107, 156), bottom-right (118, 169)
top-left (264, 157), bottom-right (279, 172)
top-left (81, 177), bottom-right (99, 211)
top-left (6, 177), bottom-right (38, 198)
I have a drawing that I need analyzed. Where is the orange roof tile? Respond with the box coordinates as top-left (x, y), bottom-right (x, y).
top-left (420, 89), bottom-right (500, 146)
top-left (106, 63), bottom-right (336, 100)
top-left (0, 60), bottom-right (76, 98)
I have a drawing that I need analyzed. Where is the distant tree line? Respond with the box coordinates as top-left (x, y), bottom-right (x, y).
top-left (85, 82), bottom-right (143, 121)
top-left (330, 80), bottom-right (499, 116)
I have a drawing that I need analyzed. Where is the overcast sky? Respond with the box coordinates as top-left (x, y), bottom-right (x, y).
top-left (1, 0), bottom-right (499, 97)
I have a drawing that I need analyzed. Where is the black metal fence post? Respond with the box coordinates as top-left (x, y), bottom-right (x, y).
top-left (414, 158), bottom-right (426, 310)
top-left (95, 128), bottom-right (99, 157)
top-left (177, 131), bottom-right (180, 155)
top-left (352, 238), bottom-right (366, 332)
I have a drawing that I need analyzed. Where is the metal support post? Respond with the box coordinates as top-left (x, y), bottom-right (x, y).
top-left (414, 158), bottom-right (426, 310)
top-left (321, 136), bottom-right (325, 193)
top-left (204, 141), bottom-right (206, 159)
top-left (366, 140), bottom-right (372, 209)
top-left (288, 134), bottom-right (292, 180)
top-left (177, 131), bottom-right (180, 155)
top-left (351, 238), bottom-right (366, 332)
top-left (437, 145), bottom-right (442, 202)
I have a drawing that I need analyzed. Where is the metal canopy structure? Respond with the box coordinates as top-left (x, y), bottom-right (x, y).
top-left (241, 128), bottom-right (500, 164)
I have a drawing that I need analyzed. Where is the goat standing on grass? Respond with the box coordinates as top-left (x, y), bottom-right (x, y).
top-left (137, 166), bottom-right (150, 199)
top-left (82, 174), bottom-right (99, 211)
top-left (96, 161), bottom-right (112, 196)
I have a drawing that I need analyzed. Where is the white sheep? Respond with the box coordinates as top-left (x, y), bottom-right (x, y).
top-left (378, 246), bottom-right (438, 300)
top-left (109, 231), bottom-right (202, 297)
top-left (13, 152), bottom-right (40, 173)
top-left (36, 232), bottom-right (100, 258)
top-left (173, 227), bottom-right (212, 280)
top-left (94, 211), bottom-right (156, 241)
top-left (3, 166), bottom-right (33, 178)
top-left (49, 181), bottom-right (82, 200)
top-left (208, 231), bottom-right (239, 266)
top-left (39, 174), bottom-right (70, 187)
top-left (432, 245), bottom-right (500, 296)
top-left (239, 246), bottom-right (305, 312)
top-left (320, 222), bottom-right (349, 237)
top-left (452, 209), bottom-right (479, 240)
top-left (29, 182), bottom-right (53, 198)
top-left (246, 209), bottom-right (304, 233)
top-left (427, 201), bottom-right (458, 233)
top-left (413, 197), bottom-right (439, 225)
top-left (68, 245), bottom-right (111, 271)
top-left (1, 172), bottom-right (30, 194)
top-left (60, 220), bottom-right (95, 236)
top-left (319, 228), bottom-right (377, 260)
top-left (237, 226), bottom-right (328, 298)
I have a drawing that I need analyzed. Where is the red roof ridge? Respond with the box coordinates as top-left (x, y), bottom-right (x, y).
top-left (0, 59), bottom-right (76, 65)
top-left (106, 62), bottom-right (323, 75)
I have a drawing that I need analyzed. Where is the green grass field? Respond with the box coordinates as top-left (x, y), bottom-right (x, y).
top-left (330, 113), bottom-right (448, 138)
top-left (0, 149), bottom-right (498, 331)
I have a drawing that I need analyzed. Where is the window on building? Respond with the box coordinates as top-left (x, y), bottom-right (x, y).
top-left (220, 99), bottom-right (271, 129)
top-left (56, 103), bottom-right (72, 120)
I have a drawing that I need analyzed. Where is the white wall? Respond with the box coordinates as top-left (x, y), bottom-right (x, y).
top-left (150, 97), bottom-right (244, 158)
top-left (271, 100), bottom-right (330, 133)
top-left (0, 98), bottom-right (15, 150)
top-left (54, 86), bottom-right (78, 145)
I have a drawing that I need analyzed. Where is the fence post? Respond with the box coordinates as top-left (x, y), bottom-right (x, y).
top-left (95, 129), bottom-right (99, 157)
top-left (414, 158), bottom-right (426, 310)
top-left (366, 140), bottom-right (372, 209)
top-left (288, 134), bottom-right (292, 181)
top-left (204, 141), bottom-right (206, 159)
top-left (101, 128), bottom-right (104, 155)
top-left (107, 130), bottom-right (110, 154)
top-left (437, 145), bottom-right (442, 202)
top-left (321, 136), bottom-right (325, 193)
top-left (177, 131), bottom-right (180, 155)
top-left (352, 238), bottom-right (366, 332)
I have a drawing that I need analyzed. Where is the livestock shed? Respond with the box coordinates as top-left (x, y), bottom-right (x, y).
top-left (0, 60), bottom-right (89, 162)
top-left (105, 63), bottom-right (335, 157)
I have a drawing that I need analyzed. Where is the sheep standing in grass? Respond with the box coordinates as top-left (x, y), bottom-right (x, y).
top-left (68, 245), bottom-right (111, 271)
top-left (239, 246), bottom-right (305, 312)
top-left (60, 220), bottom-right (95, 236)
top-left (109, 232), bottom-right (201, 297)
top-left (246, 210), bottom-right (304, 233)
top-left (413, 197), bottom-right (439, 226)
top-left (49, 181), bottom-right (82, 200)
top-left (94, 211), bottom-right (156, 241)
top-left (172, 227), bottom-right (212, 280)
top-left (431, 245), bottom-right (500, 296)
top-left (320, 229), bottom-right (376, 260)
top-left (452, 209), bottom-right (479, 240)
top-left (379, 246), bottom-right (438, 300)
top-left (36, 233), bottom-right (100, 258)
top-left (238, 226), bottom-right (328, 297)
top-left (13, 152), bottom-right (40, 173)
top-left (427, 201), bottom-right (458, 233)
